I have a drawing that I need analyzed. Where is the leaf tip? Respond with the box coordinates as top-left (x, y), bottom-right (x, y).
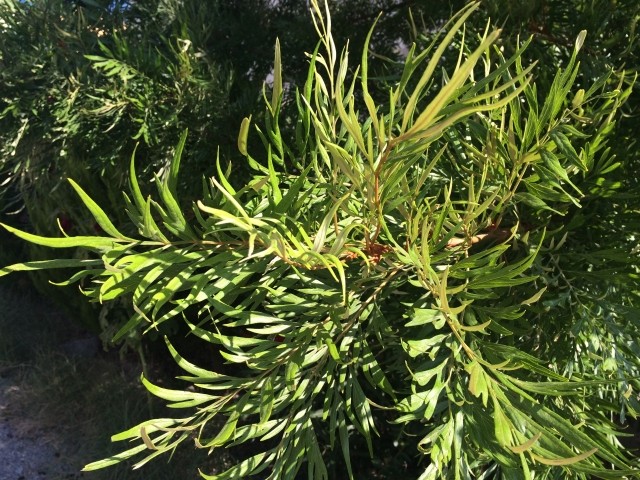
top-left (575, 30), bottom-right (587, 52)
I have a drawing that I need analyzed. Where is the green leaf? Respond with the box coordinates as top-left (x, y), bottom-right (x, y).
top-left (201, 413), bottom-right (239, 448)
top-left (405, 308), bottom-right (443, 327)
top-left (259, 376), bottom-right (274, 425)
top-left (285, 355), bottom-right (301, 392)
top-left (338, 412), bottom-right (354, 480)
top-left (238, 116), bottom-right (251, 156)
top-left (271, 39), bottom-right (282, 113)
top-left (551, 130), bottom-right (586, 171)
top-left (155, 174), bottom-right (195, 240)
top-left (521, 287), bottom-right (547, 306)
top-left (404, 29), bottom-right (502, 139)
top-left (68, 178), bottom-right (132, 240)
top-left (82, 444), bottom-right (148, 471)
top-left (509, 432), bottom-right (542, 454)
top-left (492, 396), bottom-right (512, 447)
top-left (0, 258), bottom-right (102, 278)
top-left (531, 448), bottom-right (598, 466)
top-left (405, 334), bottom-right (448, 358)
top-left (399, 1), bottom-right (481, 133)
top-left (466, 361), bottom-right (488, 404)
top-left (141, 375), bottom-right (215, 408)
top-left (0, 222), bottom-right (127, 250)
top-left (128, 143), bottom-right (146, 213)
top-left (111, 418), bottom-right (185, 442)
top-left (168, 130), bottom-right (187, 195)
top-left (575, 30), bottom-right (587, 52)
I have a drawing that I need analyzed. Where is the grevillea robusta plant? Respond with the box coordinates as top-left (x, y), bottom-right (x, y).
top-left (2, 2), bottom-right (638, 478)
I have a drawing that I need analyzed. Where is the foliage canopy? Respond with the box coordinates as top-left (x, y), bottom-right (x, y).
top-left (1, 1), bottom-right (640, 479)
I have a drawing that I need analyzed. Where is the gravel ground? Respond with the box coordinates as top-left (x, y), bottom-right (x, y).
top-left (0, 373), bottom-right (81, 480)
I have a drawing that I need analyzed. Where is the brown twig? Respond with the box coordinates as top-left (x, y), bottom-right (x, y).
top-left (446, 227), bottom-right (511, 249)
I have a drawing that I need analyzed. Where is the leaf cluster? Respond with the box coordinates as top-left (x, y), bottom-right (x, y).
top-left (1, 1), bottom-right (639, 479)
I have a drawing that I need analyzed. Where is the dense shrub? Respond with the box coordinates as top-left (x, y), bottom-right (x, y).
top-left (6, 1), bottom-right (635, 338)
top-left (0, 0), bottom-right (449, 330)
top-left (3, 1), bottom-right (639, 478)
